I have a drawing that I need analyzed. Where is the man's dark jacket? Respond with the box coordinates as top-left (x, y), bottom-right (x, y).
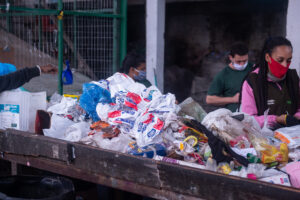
top-left (0, 67), bottom-right (40, 93)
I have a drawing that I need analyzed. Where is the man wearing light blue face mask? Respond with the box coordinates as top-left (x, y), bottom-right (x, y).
top-left (206, 43), bottom-right (255, 112)
top-left (120, 51), bottom-right (151, 87)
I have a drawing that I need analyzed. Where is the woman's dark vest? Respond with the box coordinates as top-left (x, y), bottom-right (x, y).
top-left (246, 69), bottom-right (299, 116)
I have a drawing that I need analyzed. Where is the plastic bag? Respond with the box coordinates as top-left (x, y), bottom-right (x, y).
top-left (88, 120), bottom-right (120, 139)
top-left (107, 72), bottom-right (146, 97)
top-left (96, 103), bottom-right (115, 122)
top-left (107, 108), bottom-right (138, 131)
top-left (127, 141), bottom-right (166, 158)
top-left (173, 139), bottom-right (195, 156)
top-left (147, 93), bottom-right (178, 116)
top-left (178, 97), bottom-right (207, 122)
top-left (102, 92), bottom-right (142, 128)
top-left (202, 109), bottom-right (247, 143)
top-left (47, 97), bottom-right (77, 115)
top-left (114, 91), bottom-right (143, 111)
top-left (246, 163), bottom-right (266, 178)
top-left (64, 122), bottom-right (90, 142)
top-left (79, 82), bottom-right (112, 122)
top-left (141, 85), bottom-right (162, 102)
top-left (274, 125), bottom-right (300, 149)
top-left (260, 143), bottom-right (289, 164)
top-left (259, 173), bottom-right (291, 186)
top-left (48, 92), bottom-right (63, 108)
top-left (231, 148), bottom-right (257, 158)
top-left (289, 149), bottom-right (300, 161)
top-left (93, 80), bottom-right (110, 90)
top-left (286, 161), bottom-right (300, 188)
top-left (43, 114), bottom-right (75, 139)
top-left (230, 135), bottom-right (252, 149)
top-left (261, 109), bottom-right (274, 137)
top-left (80, 133), bottom-right (133, 153)
top-left (134, 112), bottom-right (164, 147)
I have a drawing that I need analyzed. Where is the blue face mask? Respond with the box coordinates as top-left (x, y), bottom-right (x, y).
top-left (133, 69), bottom-right (146, 81)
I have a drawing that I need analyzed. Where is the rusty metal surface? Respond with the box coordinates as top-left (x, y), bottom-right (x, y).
top-left (0, 129), bottom-right (300, 200)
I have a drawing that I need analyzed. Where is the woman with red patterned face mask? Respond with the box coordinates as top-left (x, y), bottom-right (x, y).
top-left (240, 37), bottom-right (300, 130)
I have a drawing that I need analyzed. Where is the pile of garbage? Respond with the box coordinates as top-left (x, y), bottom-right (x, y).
top-left (43, 72), bottom-right (300, 188)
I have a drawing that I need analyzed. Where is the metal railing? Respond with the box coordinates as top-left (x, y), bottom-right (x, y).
top-left (0, 0), bottom-right (127, 94)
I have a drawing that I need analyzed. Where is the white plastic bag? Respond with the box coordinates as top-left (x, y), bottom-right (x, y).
top-left (107, 72), bottom-right (146, 97)
top-left (147, 93), bottom-right (177, 116)
top-left (289, 149), bottom-right (300, 161)
top-left (261, 109), bottom-right (274, 137)
top-left (80, 133), bottom-right (133, 153)
top-left (202, 109), bottom-right (245, 143)
top-left (96, 103), bottom-right (114, 122)
top-left (275, 125), bottom-right (300, 149)
top-left (64, 122), bottom-right (90, 142)
top-left (134, 112), bottom-right (164, 147)
top-left (231, 148), bottom-right (257, 158)
top-left (43, 114), bottom-right (75, 139)
top-left (48, 92), bottom-right (62, 108)
top-left (141, 86), bottom-right (162, 102)
top-left (47, 97), bottom-right (77, 115)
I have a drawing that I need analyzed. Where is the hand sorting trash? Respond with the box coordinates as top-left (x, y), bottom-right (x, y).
top-left (42, 72), bottom-right (300, 189)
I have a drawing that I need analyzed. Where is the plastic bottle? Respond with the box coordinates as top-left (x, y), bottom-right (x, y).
top-left (205, 158), bottom-right (217, 172)
top-left (62, 60), bottom-right (73, 85)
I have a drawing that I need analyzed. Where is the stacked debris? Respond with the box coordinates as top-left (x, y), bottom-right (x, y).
top-left (43, 72), bottom-right (300, 188)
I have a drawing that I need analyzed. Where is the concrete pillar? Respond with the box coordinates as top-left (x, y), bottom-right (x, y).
top-left (287, 0), bottom-right (300, 74)
top-left (146, 0), bottom-right (166, 92)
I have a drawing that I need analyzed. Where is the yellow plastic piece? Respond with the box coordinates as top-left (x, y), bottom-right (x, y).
top-left (260, 143), bottom-right (288, 164)
top-left (184, 135), bottom-right (198, 147)
top-left (179, 142), bottom-right (184, 151)
top-left (63, 94), bottom-right (80, 101)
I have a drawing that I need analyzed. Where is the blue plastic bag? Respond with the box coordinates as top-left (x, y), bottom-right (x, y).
top-left (0, 63), bottom-right (17, 75)
top-left (79, 82), bottom-right (112, 122)
top-left (127, 142), bottom-right (166, 158)
top-left (62, 60), bottom-right (73, 85)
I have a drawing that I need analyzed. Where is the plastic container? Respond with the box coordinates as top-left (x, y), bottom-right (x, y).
top-left (62, 60), bottom-right (73, 85)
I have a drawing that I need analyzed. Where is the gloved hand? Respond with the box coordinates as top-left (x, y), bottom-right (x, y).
top-left (286, 115), bottom-right (300, 127)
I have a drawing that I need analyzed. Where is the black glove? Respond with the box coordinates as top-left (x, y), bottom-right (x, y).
top-left (286, 115), bottom-right (300, 127)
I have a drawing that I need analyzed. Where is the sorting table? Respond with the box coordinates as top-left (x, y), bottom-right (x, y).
top-left (0, 129), bottom-right (299, 200)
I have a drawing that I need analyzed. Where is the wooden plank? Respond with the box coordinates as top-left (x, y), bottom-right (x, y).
top-left (0, 129), bottom-right (161, 188)
top-left (157, 162), bottom-right (300, 200)
top-left (70, 142), bottom-right (161, 189)
top-left (0, 154), bottom-right (200, 200)
top-left (0, 129), bottom-right (69, 161)
top-left (1, 129), bottom-right (300, 200)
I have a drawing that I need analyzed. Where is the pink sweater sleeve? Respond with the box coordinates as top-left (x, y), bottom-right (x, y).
top-left (241, 81), bottom-right (277, 128)
top-left (293, 81), bottom-right (300, 119)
